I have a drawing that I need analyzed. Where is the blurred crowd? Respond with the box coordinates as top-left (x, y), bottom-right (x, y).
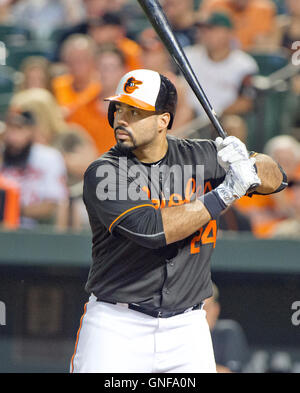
top-left (0, 0), bottom-right (299, 237)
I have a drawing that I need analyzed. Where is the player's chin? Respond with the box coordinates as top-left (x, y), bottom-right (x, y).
top-left (116, 140), bottom-right (136, 154)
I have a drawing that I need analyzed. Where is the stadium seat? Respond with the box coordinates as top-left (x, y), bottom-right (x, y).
top-left (194, 0), bottom-right (202, 8)
top-left (0, 66), bottom-right (16, 119)
top-left (0, 66), bottom-right (16, 94)
top-left (248, 51), bottom-right (289, 76)
top-left (245, 51), bottom-right (291, 151)
top-left (0, 93), bottom-right (13, 120)
top-left (5, 41), bottom-right (56, 70)
top-left (246, 88), bottom-right (292, 152)
top-left (0, 24), bottom-right (32, 47)
top-left (271, 0), bottom-right (287, 14)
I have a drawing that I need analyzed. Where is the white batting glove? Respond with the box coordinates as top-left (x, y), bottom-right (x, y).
top-left (215, 136), bottom-right (250, 171)
top-left (215, 158), bottom-right (261, 206)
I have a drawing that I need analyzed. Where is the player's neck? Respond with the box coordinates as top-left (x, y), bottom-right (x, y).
top-left (133, 135), bottom-right (168, 164)
top-left (207, 47), bottom-right (231, 62)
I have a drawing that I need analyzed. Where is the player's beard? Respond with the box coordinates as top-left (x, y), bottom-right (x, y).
top-left (3, 141), bottom-right (32, 169)
top-left (114, 126), bottom-right (137, 155)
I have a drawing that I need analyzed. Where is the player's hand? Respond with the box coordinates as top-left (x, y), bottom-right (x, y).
top-left (215, 136), bottom-right (249, 171)
top-left (215, 158), bottom-right (261, 206)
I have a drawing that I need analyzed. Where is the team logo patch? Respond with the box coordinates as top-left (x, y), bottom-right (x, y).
top-left (124, 77), bottom-right (143, 94)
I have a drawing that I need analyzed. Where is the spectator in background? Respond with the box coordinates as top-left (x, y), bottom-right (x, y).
top-left (51, 0), bottom-right (107, 60)
top-left (271, 182), bottom-right (300, 239)
top-left (0, 172), bottom-right (20, 229)
top-left (52, 34), bottom-right (102, 151)
top-left (263, 135), bottom-right (300, 217)
top-left (104, 0), bottom-right (128, 13)
top-left (68, 44), bottom-right (126, 155)
top-left (17, 57), bottom-right (52, 92)
top-left (0, 110), bottom-right (68, 227)
top-left (162, 0), bottom-right (198, 48)
top-left (221, 114), bottom-right (248, 144)
top-left (56, 44), bottom-right (125, 156)
top-left (82, 0), bottom-right (109, 18)
top-left (264, 135), bottom-right (300, 183)
top-left (107, 0), bottom-right (150, 41)
top-left (184, 12), bottom-right (258, 119)
top-left (55, 126), bottom-right (98, 231)
top-left (0, 0), bottom-right (16, 23)
top-left (52, 1), bottom-right (132, 60)
top-left (204, 282), bottom-right (250, 373)
top-left (55, 126), bottom-right (98, 187)
top-left (218, 205), bottom-right (252, 232)
top-left (55, 43), bottom-right (125, 156)
top-left (11, 0), bottom-right (85, 40)
top-left (273, 0), bottom-right (300, 55)
top-left (138, 28), bottom-right (195, 130)
top-left (62, 0), bottom-right (86, 25)
top-left (87, 12), bottom-right (143, 71)
top-left (235, 135), bottom-right (300, 238)
top-left (200, 0), bottom-right (276, 51)
top-left (95, 44), bottom-right (127, 116)
top-left (9, 88), bottom-right (69, 146)
top-left (272, 0), bottom-right (300, 137)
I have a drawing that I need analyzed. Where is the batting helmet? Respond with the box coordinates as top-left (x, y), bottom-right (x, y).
top-left (104, 69), bottom-right (177, 129)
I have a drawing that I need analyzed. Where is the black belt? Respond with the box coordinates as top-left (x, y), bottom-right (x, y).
top-left (96, 298), bottom-right (204, 318)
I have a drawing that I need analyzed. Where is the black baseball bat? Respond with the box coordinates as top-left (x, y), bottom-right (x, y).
top-left (137, 0), bottom-right (227, 138)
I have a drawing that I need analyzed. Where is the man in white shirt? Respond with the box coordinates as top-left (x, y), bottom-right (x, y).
top-left (1, 110), bottom-right (68, 227)
top-left (185, 12), bottom-right (258, 119)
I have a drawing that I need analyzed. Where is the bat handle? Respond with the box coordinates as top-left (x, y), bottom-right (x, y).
top-left (209, 110), bottom-right (227, 139)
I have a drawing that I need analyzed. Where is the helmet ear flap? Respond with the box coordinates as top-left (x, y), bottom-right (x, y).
top-left (108, 101), bottom-right (116, 128)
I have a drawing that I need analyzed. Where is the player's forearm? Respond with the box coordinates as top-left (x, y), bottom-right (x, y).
top-left (21, 201), bottom-right (57, 220)
top-left (223, 96), bottom-right (253, 115)
top-left (252, 153), bottom-right (284, 194)
top-left (161, 199), bottom-right (211, 245)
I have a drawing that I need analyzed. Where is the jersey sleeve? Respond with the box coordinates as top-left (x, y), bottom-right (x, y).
top-left (83, 161), bottom-right (166, 249)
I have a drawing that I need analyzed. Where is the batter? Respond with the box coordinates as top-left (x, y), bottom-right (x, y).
top-left (70, 69), bottom-right (287, 373)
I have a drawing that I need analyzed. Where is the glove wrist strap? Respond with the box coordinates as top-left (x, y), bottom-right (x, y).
top-left (214, 184), bottom-right (239, 207)
top-left (199, 189), bottom-right (228, 219)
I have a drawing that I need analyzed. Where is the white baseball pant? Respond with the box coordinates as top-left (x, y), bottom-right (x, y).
top-left (70, 294), bottom-right (216, 373)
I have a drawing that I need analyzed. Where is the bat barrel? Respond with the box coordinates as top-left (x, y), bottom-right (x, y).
top-left (137, 0), bottom-right (227, 139)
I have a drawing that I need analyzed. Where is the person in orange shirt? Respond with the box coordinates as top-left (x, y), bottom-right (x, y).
top-left (0, 174), bottom-right (20, 229)
top-left (52, 34), bottom-right (103, 152)
top-left (79, 44), bottom-right (128, 155)
top-left (87, 12), bottom-right (143, 71)
top-left (199, 0), bottom-right (276, 51)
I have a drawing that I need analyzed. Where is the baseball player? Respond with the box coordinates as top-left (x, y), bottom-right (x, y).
top-left (70, 69), bottom-right (287, 373)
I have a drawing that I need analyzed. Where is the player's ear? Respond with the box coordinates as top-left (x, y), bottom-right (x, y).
top-left (157, 112), bottom-right (171, 132)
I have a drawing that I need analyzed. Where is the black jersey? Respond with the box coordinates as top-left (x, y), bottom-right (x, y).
top-left (83, 135), bottom-right (226, 312)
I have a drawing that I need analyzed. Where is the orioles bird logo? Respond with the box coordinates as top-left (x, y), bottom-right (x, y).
top-left (124, 77), bottom-right (143, 94)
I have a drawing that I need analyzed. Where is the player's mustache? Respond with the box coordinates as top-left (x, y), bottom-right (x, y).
top-left (114, 126), bottom-right (133, 139)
